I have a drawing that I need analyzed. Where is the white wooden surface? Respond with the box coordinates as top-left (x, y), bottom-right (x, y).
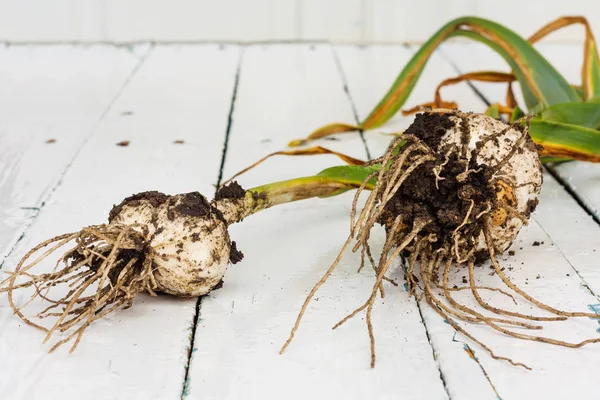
top-left (0, 45), bottom-right (143, 259)
top-left (0, 44), bottom-right (240, 399)
top-left (0, 0), bottom-right (599, 43)
top-left (0, 43), bottom-right (600, 400)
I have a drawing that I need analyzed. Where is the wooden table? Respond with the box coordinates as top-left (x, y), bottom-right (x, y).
top-left (1, 43), bottom-right (599, 400)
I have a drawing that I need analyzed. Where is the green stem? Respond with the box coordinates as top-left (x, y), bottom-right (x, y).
top-left (215, 175), bottom-right (375, 225)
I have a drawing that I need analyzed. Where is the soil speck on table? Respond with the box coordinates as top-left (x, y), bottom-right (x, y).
top-left (117, 140), bottom-right (130, 147)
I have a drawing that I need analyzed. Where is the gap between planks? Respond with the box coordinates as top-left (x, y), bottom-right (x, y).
top-left (180, 48), bottom-right (245, 400)
top-left (332, 44), bottom-right (453, 399)
top-left (0, 44), bottom-right (154, 268)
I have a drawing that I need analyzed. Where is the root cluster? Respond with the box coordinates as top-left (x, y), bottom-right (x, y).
top-left (280, 110), bottom-right (600, 369)
top-left (0, 224), bottom-right (156, 352)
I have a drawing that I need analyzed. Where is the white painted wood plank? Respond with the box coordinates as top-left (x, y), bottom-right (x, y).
top-left (334, 44), bottom-right (486, 156)
top-left (0, 45), bottom-right (144, 259)
top-left (338, 44), bottom-right (600, 399)
top-left (186, 44), bottom-right (449, 400)
top-left (0, 45), bottom-right (240, 400)
top-left (105, 0), bottom-right (297, 42)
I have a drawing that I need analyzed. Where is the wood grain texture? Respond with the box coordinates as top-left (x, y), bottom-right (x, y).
top-left (186, 44), bottom-right (449, 400)
top-left (0, 45), bottom-right (240, 400)
top-left (0, 45), bottom-right (144, 259)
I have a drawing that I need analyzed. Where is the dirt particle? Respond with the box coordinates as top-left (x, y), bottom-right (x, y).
top-left (251, 191), bottom-right (267, 201)
top-left (120, 111), bottom-right (133, 116)
top-left (229, 241), bottom-right (244, 264)
top-left (174, 192), bottom-right (211, 218)
top-left (109, 191), bottom-right (169, 222)
top-left (191, 232), bottom-right (201, 242)
top-left (173, 139), bottom-right (185, 144)
top-left (117, 140), bottom-right (130, 147)
top-left (508, 250), bottom-right (515, 256)
top-left (525, 198), bottom-right (539, 216)
top-left (46, 138), bottom-right (56, 144)
top-left (532, 241), bottom-right (541, 246)
top-left (404, 112), bottom-right (454, 150)
top-left (380, 150), bottom-right (494, 254)
top-left (215, 181), bottom-right (246, 201)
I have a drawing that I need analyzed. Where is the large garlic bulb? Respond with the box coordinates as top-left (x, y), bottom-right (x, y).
top-left (380, 111), bottom-right (543, 260)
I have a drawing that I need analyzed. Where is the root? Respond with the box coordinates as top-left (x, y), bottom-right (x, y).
top-left (467, 259), bottom-right (566, 322)
top-left (441, 258), bottom-right (541, 330)
top-left (419, 249), bottom-right (531, 369)
top-left (333, 221), bottom-right (425, 367)
top-left (0, 224), bottom-right (153, 352)
top-left (279, 235), bottom-right (355, 355)
top-left (484, 225), bottom-right (600, 319)
top-left (281, 135), bottom-right (433, 364)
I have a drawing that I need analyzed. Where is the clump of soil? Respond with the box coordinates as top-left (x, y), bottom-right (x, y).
top-left (215, 181), bottom-right (246, 201)
top-left (117, 140), bottom-right (130, 147)
top-left (173, 192), bottom-right (212, 218)
top-left (229, 241), bottom-right (244, 264)
top-left (404, 112), bottom-right (454, 150)
top-left (379, 138), bottom-right (495, 253)
top-left (109, 191), bottom-right (169, 222)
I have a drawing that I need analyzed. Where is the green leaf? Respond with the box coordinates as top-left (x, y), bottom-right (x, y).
top-left (317, 165), bottom-right (381, 192)
top-left (510, 106), bottom-right (526, 122)
top-left (539, 102), bottom-right (600, 129)
top-left (359, 16), bottom-right (579, 129)
top-left (585, 39), bottom-right (600, 100)
top-left (486, 104), bottom-right (501, 119)
top-left (451, 27), bottom-right (580, 111)
top-left (529, 119), bottom-right (600, 162)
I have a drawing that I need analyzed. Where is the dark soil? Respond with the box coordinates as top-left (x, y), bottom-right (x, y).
top-left (109, 191), bottom-right (169, 222)
top-left (379, 152), bottom-right (495, 251)
top-left (174, 192), bottom-right (212, 218)
top-left (404, 112), bottom-right (454, 150)
top-left (229, 241), bottom-right (244, 264)
top-left (525, 198), bottom-right (539, 217)
top-left (116, 140), bottom-right (130, 147)
top-left (379, 112), bottom-right (497, 254)
top-left (215, 181), bottom-right (246, 201)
